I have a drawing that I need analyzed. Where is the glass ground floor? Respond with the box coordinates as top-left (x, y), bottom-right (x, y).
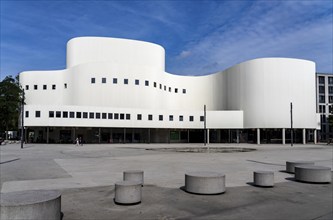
top-left (23, 127), bottom-right (317, 144)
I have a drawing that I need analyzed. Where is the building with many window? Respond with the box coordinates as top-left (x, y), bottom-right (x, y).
top-left (19, 37), bottom-right (320, 144)
top-left (316, 73), bottom-right (333, 142)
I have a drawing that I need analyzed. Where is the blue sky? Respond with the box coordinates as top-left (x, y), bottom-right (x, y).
top-left (1, 0), bottom-right (332, 80)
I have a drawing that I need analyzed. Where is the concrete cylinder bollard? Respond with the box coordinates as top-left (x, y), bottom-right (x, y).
top-left (253, 171), bottom-right (274, 187)
top-left (286, 161), bottom-right (315, 173)
top-left (123, 170), bottom-right (144, 185)
top-left (185, 171), bottom-right (226, 195)
top-left (0, 190), bottom-right (61, 220)
top-left (295, 165), bottom-right (332, 183)
top-left (115, 181), bottom-right (142, 205)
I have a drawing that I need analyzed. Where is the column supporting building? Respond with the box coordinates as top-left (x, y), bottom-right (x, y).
top-left (314, 129), bottom-right (317, 144)
top-left (207, 129), bottom-right (210, 144)
top-left (46, 127), bottom-right (49, 144)
top-left (282, 128), bottom-right (285, 145)
top-left (257, 128), bottom-right (260, 145)
top-left (236, 129), bottom-right (240, 144)
top-left (303, 128), bottom-right (306, 144)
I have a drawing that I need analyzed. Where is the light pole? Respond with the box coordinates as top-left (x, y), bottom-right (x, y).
top-left (21, 89), bottom-right (25, 149)
top-left (204, 104), bottom-right (206, 146)
top-left (290, 102), bottom-right (293, 147)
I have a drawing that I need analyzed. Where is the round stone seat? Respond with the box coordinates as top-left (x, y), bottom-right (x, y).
top-left (253, 171), bottom-right (274, 187)
top-left (295, 165), bottom-right (332, 183)
top-left (286, 161), bottom-right (315, 173)
top-left (114, 181), bottom-right (142, 205)
top-left (123, 170), bottom-right (144, 185)
top-left (0, 190), bottom-right (62, 220)
top-left (185, 171), bottom-right (226, 195)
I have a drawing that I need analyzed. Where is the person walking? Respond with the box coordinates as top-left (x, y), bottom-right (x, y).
top-left (75, 137), bottom-right (79, 146)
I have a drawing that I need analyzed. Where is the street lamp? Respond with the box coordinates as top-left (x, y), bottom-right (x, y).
top-left (21, 89), bottom-right (24, 149)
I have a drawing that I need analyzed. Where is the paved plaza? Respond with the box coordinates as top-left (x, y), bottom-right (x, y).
top-left (1, 143), bottom-right (332, 219)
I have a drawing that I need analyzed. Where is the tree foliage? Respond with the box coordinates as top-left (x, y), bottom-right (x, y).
top-left (0, 75), bottom-right (23, 137)
top-left (328, 115), bottom-right (333, 127)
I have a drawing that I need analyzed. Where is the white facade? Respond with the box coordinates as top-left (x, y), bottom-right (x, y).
top-left (19, 37), bottom-right (320, 143)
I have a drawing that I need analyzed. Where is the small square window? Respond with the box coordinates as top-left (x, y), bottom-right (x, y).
top-left (179, 115), bottom-right (183, 121)
top-left (164, 85), bottom-right (166, 91)
top-left (89, 112), bottom-right (94, 119)
top-left (189, 116), bottom-right (194, 121)
top-left (70, 112), bottom-right (75, 118)
top-left (145, 80), bottom-right (149, 86)
top-left (175, 88), bottom-right (178, 93)
top-left (169, 115), bottom-right (173, 121)
top-left (183, 89), bottom-right (186, 94)
top-left (120, 113), bottom-right (125, 120)
top-left (35, 111), bottom-right (40, 118)
top-left (102, 78), bottom-right (107, 83)
top-left (49, 111), bottom-right (54, 118)
top-left (91, 78), bottom-right (95, 84)
top-left (126, 114), bottom-right (130, 120)
top-left (25, 85), bottom-right (29, 90)
top-left (169, 87), bottom-right (171, 92)
top-left (108, 113), bottom-right (113, 119)
top-left (154, 82), bottom-right (157, 87)
top-left (83, 112), bottom-right (88, 118)
top-left (200, 116), bottom-right (205, 121)
top-left (56, 111), bottom-right (61, 118)
top-left (114, 113), bottom-right (119, 119)
top-left (64, 83), bottom-right (67, 89)
top-left (135, 79), bottom-right (139, 85)
top-left (113, 78), bottom-right (117, 84)
top-left (159, 115), bottom-right (163, 121)
top-left (25, 111), bottom-right (29, 118)
top-left (43, 85), bottom-right (47, 90)
top-left (96, 113), bottom-right (101, 119)
top-left (52, 85), bottom-right (56, 90)
top-left (76, 112), bottom-right (82, 118)
top-left (148, 114), bottom-right (153, 121)
top-left (159, 84), bottom-right (162, 89)
top-left (34, 85), bottom-right (38, 90)
top-left (124, 79), bottom-right (128, 84)
top-left (102, 113), bottom-right (107, 119)
top-left (63, 111), bottom-right (68, 118)
top-left (137, 114), bottom-right (142, 120)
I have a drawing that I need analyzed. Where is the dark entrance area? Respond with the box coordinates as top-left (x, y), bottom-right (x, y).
top-left (189, 129), bottom-right (204, 143)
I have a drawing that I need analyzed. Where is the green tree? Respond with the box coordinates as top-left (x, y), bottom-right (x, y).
top-left (329, 115), bottom-right (333, 127)
top-left (0, 75), bottom-right (23, 139)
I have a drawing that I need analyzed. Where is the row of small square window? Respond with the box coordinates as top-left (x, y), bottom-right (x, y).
top-left (92, 77), bottom-right (187, 94)
top-left (25, 111), bottom-right (205, 122)
top-left (25, 84), bottom-right (67, 90)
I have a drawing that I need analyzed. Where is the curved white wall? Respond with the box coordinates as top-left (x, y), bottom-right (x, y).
top-left (225, 58), bottom-right (317, 129)
top-left (66, 37), bottom-right (165, 72)
top-left (19, 37), bottom-right (319, 130)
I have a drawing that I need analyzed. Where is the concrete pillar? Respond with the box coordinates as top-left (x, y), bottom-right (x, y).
top-left (46, 127), bottom-right (49, 144)
top-left (98, 128), bottom-right (101, 144)
top-left (282, 128), bottom-right (285, 145)
top-left (148, 128), bottom-right (151, 143)
top-left (303, 129), bottom-right (306, 144)
top-left (257, 128), bottom-right (260, 145)
top-left (187, 129), bottom-right (190, 143)
top-left (72, 128), bottom-right (76, 142)
top-left (314, 129), bottom-right (317, 144)
top-left (236, 130), bottom-right (239, 143)
top-left (207, 129), bottom-right (210, 144)
top-left (124, 128), bottom-right (126, 144)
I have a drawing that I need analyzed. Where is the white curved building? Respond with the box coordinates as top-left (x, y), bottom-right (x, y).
top-left (20, 37), bottom-right (320, 144)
